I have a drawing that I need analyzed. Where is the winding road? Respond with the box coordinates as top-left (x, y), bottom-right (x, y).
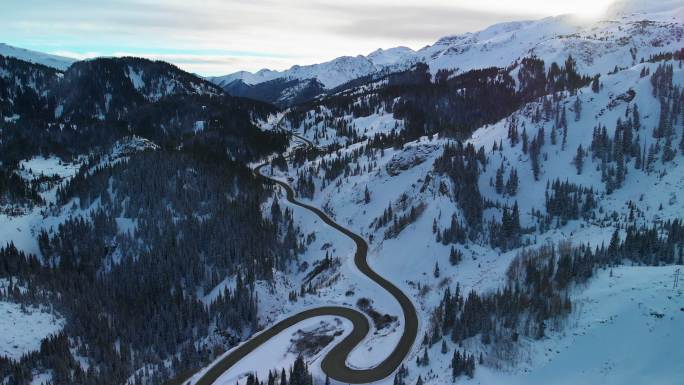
top-left (193, 160), bottom-right (418, 385)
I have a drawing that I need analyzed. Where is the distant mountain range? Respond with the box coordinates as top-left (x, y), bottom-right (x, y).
top-left (208, 0), bottom-right (684, 106)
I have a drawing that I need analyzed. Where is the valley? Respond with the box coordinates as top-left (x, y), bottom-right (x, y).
top-left (0, 1), bottom-right (683, 385)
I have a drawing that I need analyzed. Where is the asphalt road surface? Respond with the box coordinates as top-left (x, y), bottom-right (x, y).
top-left (191, 163), bottom-right (418, 385)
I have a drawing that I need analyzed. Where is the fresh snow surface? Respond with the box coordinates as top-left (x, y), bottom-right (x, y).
top-left (18, 156), bottom-right (81, 182)
top-left (0, 301), bottom-right (64, 361)
top-left (459, 266), bottom-right (684, 385)
top-left (0, 43), bottom-right (75, 71)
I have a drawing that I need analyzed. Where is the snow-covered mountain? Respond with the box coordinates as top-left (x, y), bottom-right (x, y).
top-left (211, 48), bottom-right (414, 90)
top-left (208, 49), bottom-right (418, 106)
top-left (1, 1), bottom-right (684, 385)
top-left (249, 48), bottom-right (684, 385)
top-left (0, 43), bottom-right (75, 71)
top-left (418, 4), bottom-right (683, 77)
top-left (196, 1), bottom-right (684, 384)
top-left (213, 0), bottom-right (684, 105)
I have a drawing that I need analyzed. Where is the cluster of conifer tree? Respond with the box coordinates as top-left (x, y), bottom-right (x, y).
top-left (384, 203), bottom-right (427, 239)
top-left (0, 164), bottom-right (42, 207)
top-left (543, 179), bottom-right (597, 226)
top-left (488, 202), bottom-right (523, 251)
top-left (292, 144), bottom-right (382, 198)
top-left (240, 355), bottom-right (314, 385)
top-left (433, 142), bottom-right (487, 235)
top-left (587, 62), bottom-right (683, 194)
top-left (450, 350), bottom-right (476, 380)
top-left (425, 217), bottom-right (684, 375)
top-left (0, 332), bottom-right (93, 385)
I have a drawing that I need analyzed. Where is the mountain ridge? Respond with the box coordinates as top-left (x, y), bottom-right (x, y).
top-left (0, 43), bottom-right (75, 71)
top-left (210, 0), bottom-right (684, 105)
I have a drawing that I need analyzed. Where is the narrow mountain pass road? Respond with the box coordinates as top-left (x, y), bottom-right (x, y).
top-left (193, 163), bottom-right (418, 385)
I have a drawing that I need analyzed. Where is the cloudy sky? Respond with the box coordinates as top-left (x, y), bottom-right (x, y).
top-left (2, 0), bottom-right (617, 76)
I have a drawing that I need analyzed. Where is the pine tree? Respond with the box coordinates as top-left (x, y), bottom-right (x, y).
top-left (633, 104), bottom-right (641, 130)
top-left (449, 247), bottom-right (462, 266)
top-left (505, 167), bottom-right (518, 196)
top-left (508, 117), bottom-right (519, 146)
top-left (656, 98), bottom-right (673, 138)
top-left (434, 262), bottom-right (440, 278)
top-left (495, 163), bottom-right (505, 195)
top-left (574, 145), bottom-right (585, 175)
top-left (663, 136), bottom-right (676, 163)
top-left (280, 369), bottom-right (287, 385)
top-left (530, 136), bottom-right (541, 181)
top-left (271, 198), bottom-right (282, 224)
top-left (591, 75), bottom-right (600, 93)
top-left (574, 97), bottom-right (582, 121)
top-left (511, 201), bottom-right (521, 234)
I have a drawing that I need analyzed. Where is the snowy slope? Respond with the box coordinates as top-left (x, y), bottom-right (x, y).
top-left (210, 10), bottom-right (684, 383)
top-left (0, 297), bottom-right (65, 361)
top-left (212, 54), bottom-right (380, 89)
top-left (0, 43), bottom-right (75, 71)
top-left (210, 69), bottom-right (281, 87)
top-left (213, 0), bottom-right (684, 96)
top-left (418, 6), bottom-right (684, 78)
top-left (420, 266), bottom-right (684, 385)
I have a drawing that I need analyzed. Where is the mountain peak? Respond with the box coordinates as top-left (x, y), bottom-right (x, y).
top-left (0, 43), bottom-right (75, 71)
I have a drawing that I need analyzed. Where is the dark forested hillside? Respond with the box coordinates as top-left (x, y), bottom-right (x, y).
top-left (0, 54), bottom-right (298, 385)
top-left (1, 148), bottom-right (301, 385)
top-left (220, 77), bottom-right (326, 107)
top-left (0, 55), bottom-right (287, 162)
